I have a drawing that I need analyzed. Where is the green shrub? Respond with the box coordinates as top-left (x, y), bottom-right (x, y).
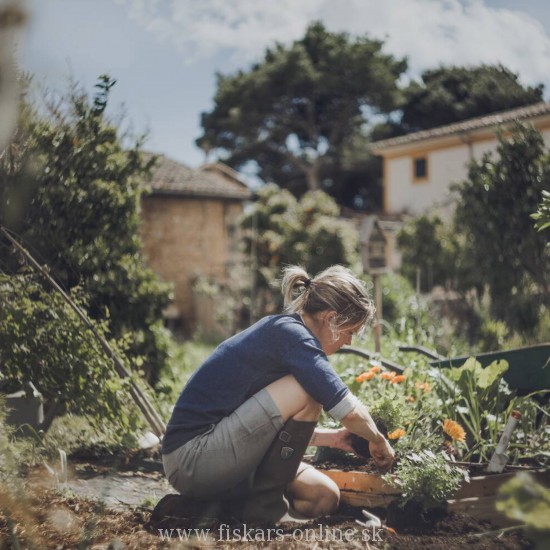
top-left (0, 272), bottom-right (142, 433)
top-left (0, 75), bottom-right (172, 385)
top-left (384, 450), bottom-right (467, 513)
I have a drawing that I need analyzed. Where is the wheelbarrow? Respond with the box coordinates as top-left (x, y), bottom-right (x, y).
top-left (402, 343), bottom-right (550, 394)
top-left (336, 343), bottom-right (550, 394)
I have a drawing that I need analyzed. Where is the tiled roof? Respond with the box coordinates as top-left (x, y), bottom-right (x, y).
top-left (201, 162), bottom-right (244, 184)
top-left (371, 101), bottom-right (550, 152)
top-left (143, 153), bottom-right (251, 200)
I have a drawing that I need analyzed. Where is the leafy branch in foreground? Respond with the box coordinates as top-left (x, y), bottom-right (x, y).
top-left (497, 472), bottom-right (550, 549)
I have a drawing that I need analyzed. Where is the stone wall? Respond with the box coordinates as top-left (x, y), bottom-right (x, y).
top-left (140, 194), bottom-right (245, 333)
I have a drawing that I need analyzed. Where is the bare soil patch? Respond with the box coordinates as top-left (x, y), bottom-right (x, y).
top-left (0, 453), bottom-right (533, 549)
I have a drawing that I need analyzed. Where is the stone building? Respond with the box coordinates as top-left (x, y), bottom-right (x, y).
top-left (140, 154), bottom-right (251, 334)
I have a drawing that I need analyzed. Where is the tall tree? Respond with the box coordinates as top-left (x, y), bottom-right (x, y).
top-left (453, 124), bottom-right (550, 331)
top-left (400, 64), bottom-right (544, 132)
top-left (197, 22), bottom-right (406, 197)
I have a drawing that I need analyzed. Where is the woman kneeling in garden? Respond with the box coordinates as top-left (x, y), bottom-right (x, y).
top-left (160, 265), bottom-right (395, 523)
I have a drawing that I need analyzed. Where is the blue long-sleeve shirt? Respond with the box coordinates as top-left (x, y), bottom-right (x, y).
top-left (161, 313), bottom-right (355, 454)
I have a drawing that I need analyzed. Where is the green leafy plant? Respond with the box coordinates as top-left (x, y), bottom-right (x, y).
top-left (0, 395), bottom-right (33, 549)
top-left (511, 391), bottom-right (550, 468)
top-left (497, 472), bottom-right (550, 549)
top-left (434, 358), bottom-right (515, 461)
top-left (191, 264), bottom-right (252, 340)
top-left (356, 271), bottom-right (468, 362)
top-left (155, 339), bottom-right (215, 419)
top-left (368, 396), bottom-right (407, 435)
top-left (397, 214), bottom-right (457, 293)
top-left (384, 450), bottom-right (468, 513)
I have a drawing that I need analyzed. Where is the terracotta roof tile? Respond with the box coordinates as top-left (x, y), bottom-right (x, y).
top-left (143, 153), bottom-right (251, 200)
top-left (372, 101), bottom-right (550, 152)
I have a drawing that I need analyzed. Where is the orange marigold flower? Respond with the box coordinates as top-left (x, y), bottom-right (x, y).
top-left (415, 381), bottom-right (431, 393)
top-left (369, 365), bottom-right (382, 374)
top-left (390, 375), bottom-right (406, 384)
top-left (388, 428), bottom-right (406, 440)
top-left (355, 371), bottom-right (376, 383)
top-left (380, 371), bottom-right (396, 381)
top-left (406, 395), bottom-right (415, 403)
top-left (443, 419), bottom-right (466, 442)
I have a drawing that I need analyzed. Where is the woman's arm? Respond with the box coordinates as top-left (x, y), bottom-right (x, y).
top-left (340, 403), bottom-right (385, 443)
top-left (339, 403), bottom-right (395, 471)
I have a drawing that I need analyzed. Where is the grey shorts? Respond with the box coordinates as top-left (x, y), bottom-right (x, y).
top-left (163, 388), bottom-right (311, 500)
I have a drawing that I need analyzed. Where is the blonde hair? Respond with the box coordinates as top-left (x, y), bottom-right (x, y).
top-left (281, 265), bottom-right (375, 335)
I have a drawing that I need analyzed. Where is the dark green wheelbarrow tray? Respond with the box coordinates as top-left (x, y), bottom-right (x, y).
top-left (338, 343), bottom-right (550, 394)
top-left (428, 343), bottom-right (550, 394)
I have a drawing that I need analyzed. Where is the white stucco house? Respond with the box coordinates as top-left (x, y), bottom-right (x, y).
top-left (368, 101), bottom-right (550, 271)
top-left (371, 101), bottom-right (550, 219)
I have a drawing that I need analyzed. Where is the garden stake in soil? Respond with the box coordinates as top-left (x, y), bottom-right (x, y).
top-left (0, 225), bottom-right (166, 438)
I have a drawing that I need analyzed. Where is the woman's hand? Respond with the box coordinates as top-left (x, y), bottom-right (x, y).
top-left (369, 436), bottom-right (395, 473)
top-left (312, 427), bottom-right (395, 472)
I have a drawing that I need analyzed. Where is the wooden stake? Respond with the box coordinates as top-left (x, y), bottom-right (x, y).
top-left (373, 273), bottom-right (382, 353)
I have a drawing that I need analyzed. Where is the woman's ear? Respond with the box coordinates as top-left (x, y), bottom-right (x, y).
top-left (325, 311), bottom-right (340, 342)
top-left (320, 310), bottom-right (337, 324)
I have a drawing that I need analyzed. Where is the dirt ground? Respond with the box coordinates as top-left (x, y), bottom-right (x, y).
top-left (0, 452), bottom-right (533, 549)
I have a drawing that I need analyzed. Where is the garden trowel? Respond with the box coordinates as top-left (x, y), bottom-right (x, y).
top-left (486, 410), bottom-right (521, 473)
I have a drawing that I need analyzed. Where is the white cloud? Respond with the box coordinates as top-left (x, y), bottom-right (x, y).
top-left (322, 0), bottom-right (550, 86)
top-left (116, 0), bottom-right (322, 64)
top-left (116, 0), bottom-right (550, 88)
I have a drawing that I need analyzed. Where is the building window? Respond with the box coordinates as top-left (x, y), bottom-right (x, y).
top-left (413, 156), bottom-right (428, 182)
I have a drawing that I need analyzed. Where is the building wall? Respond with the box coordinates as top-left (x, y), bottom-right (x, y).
top-left (140, 195), bottom-right (244, 332)
top-left (384, 126), bottom-right (550, 217)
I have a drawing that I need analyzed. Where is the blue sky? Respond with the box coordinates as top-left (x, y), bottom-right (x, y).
top-left (19, 0), bottom-right (550, 169)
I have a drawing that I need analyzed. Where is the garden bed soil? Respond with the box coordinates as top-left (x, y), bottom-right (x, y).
top-left (0, 450), bottom-right (539, 548)
top-left (0, 484), bottom-right (533, 549)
